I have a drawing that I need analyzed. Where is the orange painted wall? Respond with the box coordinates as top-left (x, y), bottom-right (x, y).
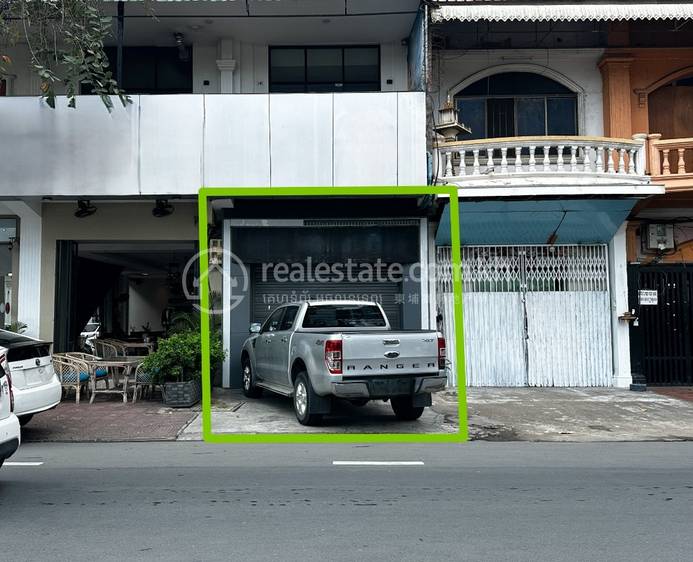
top-left (601, 48), bottom-right (693, 137)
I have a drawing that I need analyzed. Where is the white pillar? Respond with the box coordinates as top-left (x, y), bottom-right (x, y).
top-left (419, 218), bottom-right (430, 329)
top-left (5, 201), bottom-right (42, 339)
top-left (222, 219), bottom-right (231, 388)
top-left (609, 223), bottom-right (632, 388)
top-left (428, 220), bottom-right (438, 331)
top-left (217, 39), bottom-right (237, 94)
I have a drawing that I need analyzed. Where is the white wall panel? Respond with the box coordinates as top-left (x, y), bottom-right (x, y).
top-left (204, 95), bottom-right (271, 187)
top-left (333, 93), bottom-right (399, 186)
top-left (397, 92), bottom-right (427, 185)
top-left (139, 95), bottom-right (204, 194)
top-left (0, 96), bottom-right (138, 196)
top-left (269, 94), bottom-right (333, 186)
top-left (1, 92), bottom-right (424, 195)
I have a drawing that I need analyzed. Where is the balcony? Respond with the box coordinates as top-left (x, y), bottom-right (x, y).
top-left (0, 92), bottom-right (426, 197)
top-left (435, 135), bottom-right (663, 198)
top-left (647, 134), bottom-right (693, 192)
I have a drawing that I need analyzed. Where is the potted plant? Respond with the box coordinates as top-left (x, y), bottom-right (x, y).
top-left (141, 328), bottom-right (225, 407)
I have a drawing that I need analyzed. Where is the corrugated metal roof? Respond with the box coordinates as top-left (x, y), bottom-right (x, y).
top-left (431, 3), bottom-right (693, 23)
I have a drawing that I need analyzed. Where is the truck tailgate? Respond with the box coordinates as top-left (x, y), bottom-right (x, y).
top-left (341, 331), bottom-right (439, 377)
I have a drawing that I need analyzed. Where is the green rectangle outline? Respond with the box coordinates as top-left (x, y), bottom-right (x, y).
top-left (198, 185), bottom-right (466, 443)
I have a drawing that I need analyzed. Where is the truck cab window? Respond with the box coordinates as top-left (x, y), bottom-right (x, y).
top-left (262, 308), bottom-right (285, 333)
top-left (280, 306), bottom-right (299, 331)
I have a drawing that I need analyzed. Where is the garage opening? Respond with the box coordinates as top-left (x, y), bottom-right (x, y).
top-left (53, 241), bottom-right (197, 352)
top-left (223, 219), bottom-right (429, 388)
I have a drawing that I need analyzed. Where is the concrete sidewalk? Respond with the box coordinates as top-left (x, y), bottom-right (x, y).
top-left (178, 390), bottom-right (459, 439)
top-left (457, 387), bottom-right (693, 441)
top-left (179, 387), bottom-right (693, 442)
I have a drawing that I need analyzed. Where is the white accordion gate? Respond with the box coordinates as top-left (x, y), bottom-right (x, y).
top-left (437, 245), bottom-right (613, 387)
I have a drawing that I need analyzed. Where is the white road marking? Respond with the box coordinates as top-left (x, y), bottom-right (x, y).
top-left (332, 461), bottom-right (424, 466)
top-left (4, 461), bottom-right (44, 467)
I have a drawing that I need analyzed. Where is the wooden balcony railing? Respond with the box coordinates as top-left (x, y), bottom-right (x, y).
top-left (648, 134), bottom-right (693, 181)
top-left (435, 135), bottom-right (647, 182)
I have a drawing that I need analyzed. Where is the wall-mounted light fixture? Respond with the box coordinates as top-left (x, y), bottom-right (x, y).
top-left (75, 200), bottom-right (97, 218)
top-left (152, 199), bottom-right (174, 218)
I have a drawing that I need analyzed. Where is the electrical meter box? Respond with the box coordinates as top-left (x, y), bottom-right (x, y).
top-left (645, 224), bottom-right (675, 251)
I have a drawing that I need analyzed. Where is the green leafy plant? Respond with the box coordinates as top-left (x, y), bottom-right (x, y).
top-left (5, 321), bottom-right (27, 334)
top-left (141, 328), bottom-right (225, 384)
top-left (0, 0), bottom-right (136, 110)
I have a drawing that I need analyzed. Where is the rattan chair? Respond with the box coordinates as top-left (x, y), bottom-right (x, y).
top-left (93, 339), bottom-right (119, 359)
top-left (52, 354), bottom-right (91, 404)
top-left (132, 362), bottom-right (158, 403)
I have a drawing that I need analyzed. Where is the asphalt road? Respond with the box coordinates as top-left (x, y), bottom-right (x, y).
top-left (2, 442), bottom-right (693, 561)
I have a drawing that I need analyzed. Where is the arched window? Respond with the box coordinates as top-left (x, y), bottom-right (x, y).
top-left (455, 72), bottom-right (578, 140)
top-left (649, 75), bottom-right (693, 140)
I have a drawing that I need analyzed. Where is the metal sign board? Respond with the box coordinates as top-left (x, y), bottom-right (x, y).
top-left (639, 289), bottom-right (658, 306)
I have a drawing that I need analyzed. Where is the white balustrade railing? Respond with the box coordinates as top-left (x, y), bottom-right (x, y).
top-left (435, 136), bottom-right (647, 181)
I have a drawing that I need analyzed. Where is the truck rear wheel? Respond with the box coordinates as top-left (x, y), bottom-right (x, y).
top-left (241, 359), bottom-right (262, 398)
top-left (391, 397), bottom-right (425, 421)
top-left (293, 372), bottom-right (323, 426)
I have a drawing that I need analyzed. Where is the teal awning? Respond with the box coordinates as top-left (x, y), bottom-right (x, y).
top-left (436, 199), bottom-right (637, 245)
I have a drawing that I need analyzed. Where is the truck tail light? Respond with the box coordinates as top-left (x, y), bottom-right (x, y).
top-left (437, 337), bottom-right (446, 370)
top-left (325, 339), bottom-right (343, 375)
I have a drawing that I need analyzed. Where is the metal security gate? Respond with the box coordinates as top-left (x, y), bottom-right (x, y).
top-left (630, 266), bottom-right (693, 386)
top-left (437, 245), bottom-right (613, 387)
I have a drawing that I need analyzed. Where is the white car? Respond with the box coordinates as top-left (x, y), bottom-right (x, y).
top-left (0, 363), bottom-right (20, 468)
top-left (0, 331), bottom-right (62, 426)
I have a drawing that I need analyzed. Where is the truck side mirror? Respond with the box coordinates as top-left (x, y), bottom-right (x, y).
top-left (249, 323), bottom-right (262, 334)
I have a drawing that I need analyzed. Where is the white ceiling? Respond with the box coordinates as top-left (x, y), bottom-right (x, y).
top-left (103, 0), bottom-right (420, 46)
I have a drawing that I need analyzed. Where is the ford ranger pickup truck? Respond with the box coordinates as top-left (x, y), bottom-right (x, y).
top-left (240, 301), bottom-right (447, 425)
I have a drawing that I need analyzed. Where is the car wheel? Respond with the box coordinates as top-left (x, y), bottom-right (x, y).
top-left (0, 459), bottom-right (3, 468)
top-left (18, 414), bottom-right (34, 427)
top-left (241, 359), bottom-right (262, 398)
top-left (293, 372), bottom-right (322, 426)
top-left (391, 397), bottom-right (425, 421)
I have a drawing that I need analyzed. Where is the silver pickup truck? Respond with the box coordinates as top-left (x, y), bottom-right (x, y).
top-left (240, 301), bottom-right (447, 425)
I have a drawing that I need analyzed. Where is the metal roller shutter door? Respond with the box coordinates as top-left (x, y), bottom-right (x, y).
top-left (251, 265), bottom-right (403, 329)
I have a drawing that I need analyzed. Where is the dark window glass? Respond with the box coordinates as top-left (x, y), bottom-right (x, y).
top-left (302, 305), bottom-right (386, 328)
top-left (270, 46), bottom-right (379, 93)
top-left (344, 47), bottom-right (380, 83)
top-left (517, 98), bottom-right (545, 136)
top-left (458, 77), bottom-right (488, 96)
top-left (306, 48), bottom-right (342, 83)
top-left (488, 73), bottom-right (572, 95)
top-left (455, 72), bottom-right (577, 138)
top-left (81, 47), bottom-right (192, 95)
top-left (487, 98), bottom-right (514, 138)
top-left (262, 308), bottom-right (285, 333)
top-left (270, 48), bottom-right (305, 83)
top-left (547, 98), bottom-right (577, 135)
top-left (279, 306), bottom-right (299, 331)
top-left (7, 345), bottom-right (51, 362)
top-left (457, 98), bottom-right (486, 140)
